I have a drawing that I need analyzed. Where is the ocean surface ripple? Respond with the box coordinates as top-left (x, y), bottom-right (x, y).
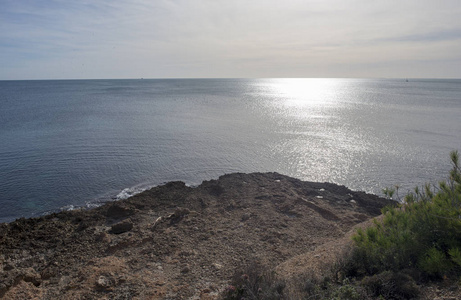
top-left (0, 78), bottom-right (460, 222)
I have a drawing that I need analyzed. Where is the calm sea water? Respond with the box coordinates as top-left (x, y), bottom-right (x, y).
top-left (0, 78), bottom-right (460, 222)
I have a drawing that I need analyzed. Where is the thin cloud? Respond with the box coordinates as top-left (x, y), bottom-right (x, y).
top-left (383, 29), bottom-right (461, 43)
top-left (1, 0), bottom-right (461, 79)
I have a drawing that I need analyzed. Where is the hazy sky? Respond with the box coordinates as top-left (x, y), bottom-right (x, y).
top-left (2, 0), bottom-right (461, 80)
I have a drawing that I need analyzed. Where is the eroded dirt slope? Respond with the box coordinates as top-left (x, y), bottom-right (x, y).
top-left (0, 172), bottom-right (392, 299)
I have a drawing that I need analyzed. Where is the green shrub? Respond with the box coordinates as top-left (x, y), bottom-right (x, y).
top-left (449, 247), bottom-right (461, 266)
top-left (348, 151), bottom-right (461, 279)
top-left (221, 261), bottom-right (285, 300)
top-left (295, 276), bottom-right (366, 300)
top-left (419, 247), bottom-right (451, 276)
top-left (331, 278), bottom-right (363, 300)
top-left (361, 271), bottom-right (420, 300)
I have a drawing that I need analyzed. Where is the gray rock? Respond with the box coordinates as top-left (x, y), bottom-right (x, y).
top-left (109, 220), bottom-right (133, 234)
top-left (96, 275), bottom-right (112, 290)
top-left (241, 213), bottom-right (251, 221)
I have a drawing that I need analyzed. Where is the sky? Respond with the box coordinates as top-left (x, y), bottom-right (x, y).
top-left (1, 0), bottom-right (461, 80)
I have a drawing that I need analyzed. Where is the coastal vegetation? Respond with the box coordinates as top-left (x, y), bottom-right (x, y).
top-left (223, 151), bottom-right (461, 299)
top-left (348, 151), bottom-right (461, 278)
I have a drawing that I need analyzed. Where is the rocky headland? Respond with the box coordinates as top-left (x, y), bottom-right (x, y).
top-left (1, 172), bottom-right (396, 299)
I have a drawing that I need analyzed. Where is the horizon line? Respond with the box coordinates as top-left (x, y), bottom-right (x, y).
top-left (2, 76), bottom-right (461, 82)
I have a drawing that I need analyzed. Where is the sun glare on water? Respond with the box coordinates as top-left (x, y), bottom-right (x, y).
top-left (268, 78), bottom-right (344, 109)
top-left (258, 78), bottom-right (367, 187)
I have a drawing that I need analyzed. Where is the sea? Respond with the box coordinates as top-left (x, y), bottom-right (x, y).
top-left (0, 78), bottom-right (460, 223)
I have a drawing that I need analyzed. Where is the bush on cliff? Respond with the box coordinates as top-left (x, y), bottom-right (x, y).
top-left (346, 151), bottom-right (461, 279)
top-left (222, 261), bottom-right (286, 300)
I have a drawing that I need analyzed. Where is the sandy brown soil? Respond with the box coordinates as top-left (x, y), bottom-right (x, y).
top-left (0, 172), bottom-right (401, 299)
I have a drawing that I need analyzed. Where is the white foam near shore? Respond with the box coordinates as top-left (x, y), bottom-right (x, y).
top-left (49, 186), bottom-right (148, 218)
top-left (59, 202), bottom-right (101, 212)
top-left (60, 204), bottom-right (76, 211)
top-left (115, 186), bottom-right (147, 200)
top-left (115, 180), bottom-right (200, 200)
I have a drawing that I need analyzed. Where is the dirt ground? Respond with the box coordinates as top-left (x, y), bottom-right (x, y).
top-left (1, 172), bottom-right (437, 299)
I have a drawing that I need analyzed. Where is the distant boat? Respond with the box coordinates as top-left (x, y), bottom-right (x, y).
top-left (405, 79), bottom-right (409, 82)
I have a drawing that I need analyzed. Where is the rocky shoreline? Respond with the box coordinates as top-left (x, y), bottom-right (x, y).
top-left (0, 172), bottom-right (393, 299)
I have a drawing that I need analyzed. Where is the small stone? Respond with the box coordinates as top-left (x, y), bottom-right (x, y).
top-left (241, 213), bottom-right (251, 222)
top-left (212, 263), bottom-right (223, 270)
top-left (174, 207), bottom-right (190, 217)
top-left (59, 276), bottom-right (71, 290)
top-left (95, 232), bottom-right (111, 243)
top-left (23, 268), bottom-right (42, 286)
top-left (96, 275), bottom-right (111, 290)
top-left (109, 220), bottom-right (133, 234)
top-left (3, 263), bottom-right (14, 271)
top-left (208, 284), bottom-right (218, 291)
top-left (169, 207), bottom-right (191, 224)
top-left (181, 265), bottom-right (190, 273)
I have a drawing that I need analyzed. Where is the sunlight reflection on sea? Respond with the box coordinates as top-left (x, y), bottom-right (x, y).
top-left (0, 78), bottom-right (460, 222)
